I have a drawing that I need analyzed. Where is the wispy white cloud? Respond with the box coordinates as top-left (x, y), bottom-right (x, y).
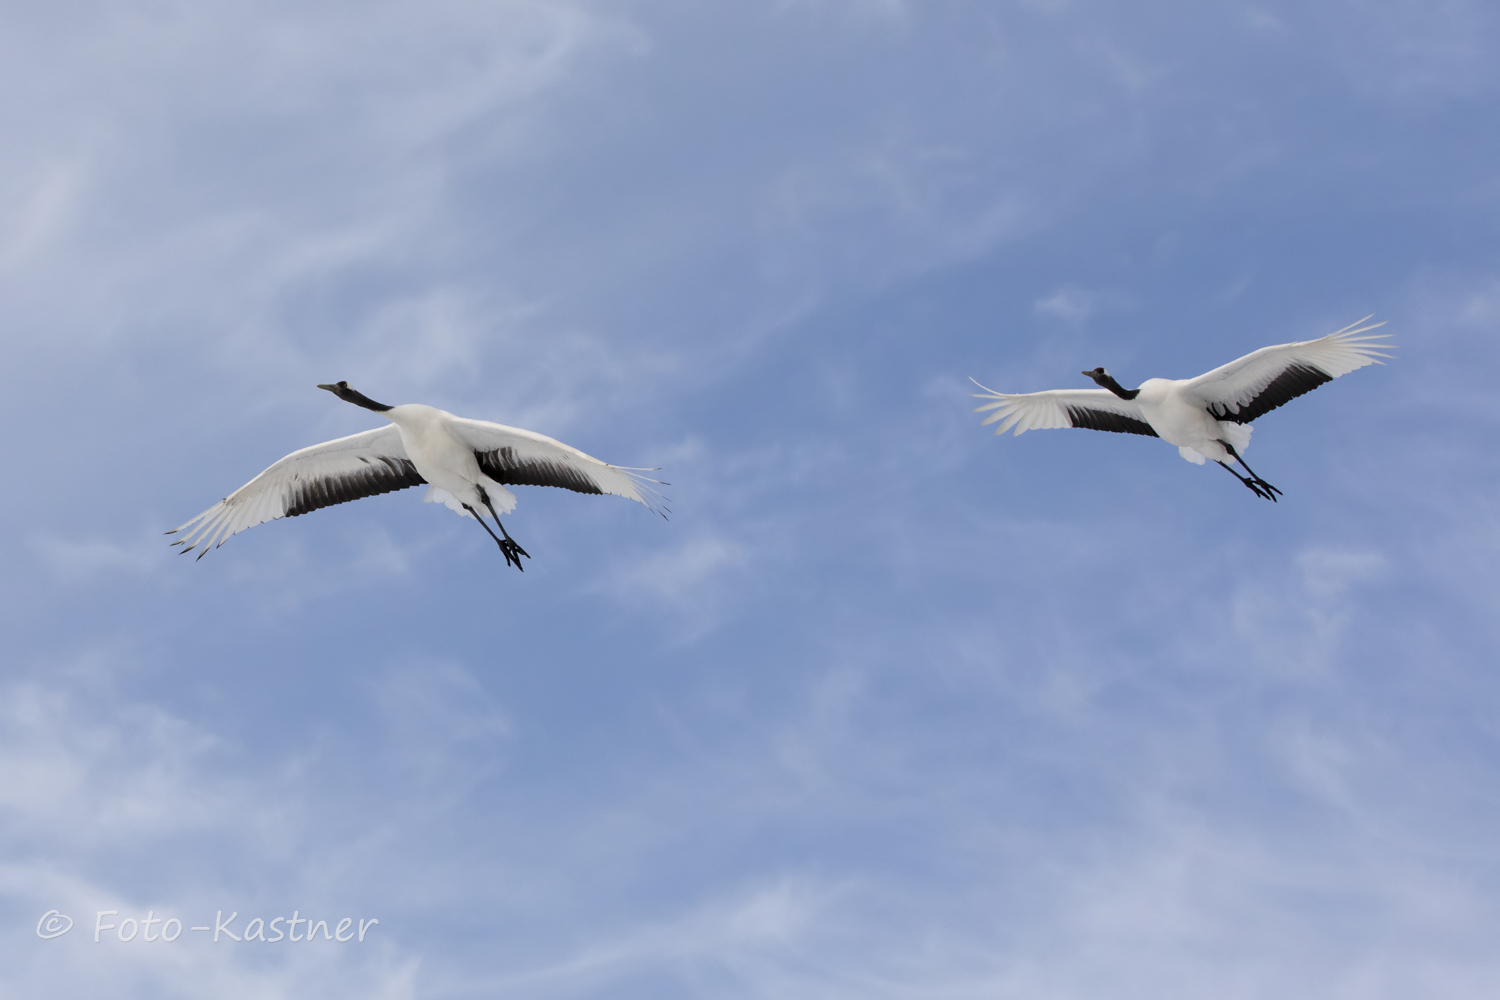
top-left (0, 663), bottom-right (445, 997)
top-left (0, 680), bottom-right (229, 845)
top-left (0, 0), bottom-right (630, 355)
top-left (1031, 284), bottom-right (1133, 324)
top-left (594, 530), bottom-right (751, 638)
top-left (29, 531), bottom-right (167, 582)
top-left (449, 877), bottom-right (840, 997)
top-left (1321, 0), bottom-right (1500, 100)
top-left (370, 659), bottom-right (513, 790)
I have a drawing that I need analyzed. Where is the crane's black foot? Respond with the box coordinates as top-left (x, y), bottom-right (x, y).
top-left (1241, 477), bottom-right (1278, 502)
top-left (497, 537), bottom-right (530, 571)
top-left (1219, 444), bottom-right (1282, 502)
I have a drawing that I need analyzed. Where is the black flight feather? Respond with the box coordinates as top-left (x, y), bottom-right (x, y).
top-left (285, 457), bottom-right (426, 518)
top-left (1065, 405), bottom-right (1159, 437)
top-left (1208, 363), bottom-right (1334, 424)
top-left (476, 447), bottom-right (605, 495)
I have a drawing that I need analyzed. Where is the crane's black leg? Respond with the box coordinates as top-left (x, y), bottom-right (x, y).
top-left (1221, 442), bottom-right (1282, 499)
top-left (461, 503), bottom-right (526, 571)
top-left (479, 492), bottom-right (530, 569)
top-left (1216, 460), bottom-right (1276, 501)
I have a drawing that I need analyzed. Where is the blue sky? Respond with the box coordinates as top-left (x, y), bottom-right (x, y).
top-left (4, 1), bottom-right (1500, 996)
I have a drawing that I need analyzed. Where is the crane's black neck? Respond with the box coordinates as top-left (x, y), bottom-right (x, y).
top-left (1085, 370), bottom-right (1139, 400)
top-left (320, 382), bottom-right (393, 412)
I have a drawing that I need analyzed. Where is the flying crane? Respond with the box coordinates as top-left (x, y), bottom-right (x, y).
top-left (169, 382), bottom-right (664, 570)
top-left (972, 317), bottom-right (1393, 500)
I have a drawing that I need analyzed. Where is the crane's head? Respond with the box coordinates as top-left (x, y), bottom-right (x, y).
top-left (1081, 367), bottom-right (1139, 400)
top-left (317, 381), bottom-right (393, 412)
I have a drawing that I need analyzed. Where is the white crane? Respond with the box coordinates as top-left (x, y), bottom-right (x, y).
top-left (169, 382), bottom-right (665, 570)
top-left (971, 317), bottom-right (1394, 500)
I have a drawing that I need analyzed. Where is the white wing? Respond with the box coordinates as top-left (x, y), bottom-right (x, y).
top-left (1181, 316), bottom-right (1394, 423)
top-left (168, 426), bottom-right (424, 558)
top-left (445, 417), bottom-right (667, 515)
top-left (971, 381), bottom-right (1159, 438)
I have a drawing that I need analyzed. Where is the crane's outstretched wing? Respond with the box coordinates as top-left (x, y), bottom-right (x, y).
top-left (445, 417), bottom-right (668, 515)
top-left (971, 382), bottom-right (1159, 438)
top-left (167, 425), bottom-right (425, 558)
top-left (1181, 316), bottom-right (1394, 424)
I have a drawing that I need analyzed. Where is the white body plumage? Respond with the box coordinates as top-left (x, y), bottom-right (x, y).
top-left (388, 403), bottom-right (519, 517)
top-left (1129, 378), bottom-right (1254, 466)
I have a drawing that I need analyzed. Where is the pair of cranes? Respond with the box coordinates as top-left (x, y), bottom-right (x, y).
top-left (169, 317), bottom-right (1394, 570)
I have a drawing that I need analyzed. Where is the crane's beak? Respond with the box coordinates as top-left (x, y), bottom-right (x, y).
top-left (316, 383), bottom-right (339, 393)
